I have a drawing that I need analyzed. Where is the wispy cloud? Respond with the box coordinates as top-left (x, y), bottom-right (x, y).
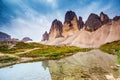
top-left (34, 0), bottom-right (58, 9)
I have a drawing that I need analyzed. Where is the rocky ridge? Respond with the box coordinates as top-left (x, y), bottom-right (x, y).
top-left (41, 11), bottom-right (120, 48)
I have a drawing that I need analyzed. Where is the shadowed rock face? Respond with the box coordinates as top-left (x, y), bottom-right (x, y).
top-left (0, 32), bottom-right (11, 41)
top-left (85, 13), bottom-right (102, 32)
top-left (42, 31), bottom-right (49, 41)
top-left (100, 12), bottom-right (109, 24)
top-left (49, 19), bottom-right (63, 40)
top-left (78, 16), bottom-right (84, 29)
top-left (64, 11), bottom-right (76, 24)
top-left (62, 11), bottom-right (79, 37)
top-left (113, 16), bottom-right (120, 21)
top-left (22, 37), bottom-right (32, 42)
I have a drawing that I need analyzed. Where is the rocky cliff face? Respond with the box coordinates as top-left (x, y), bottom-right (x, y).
top-left (42, 31), bottom-right (49, 41)
top-left (113, 16), bottom-right (120, 21)
top-left (0, 32), bottom-right (11, 41)
top-left (49, 19), bottom-right (63, 40)
top-left (85, 13), bottom-right (102, 32)
top-left (22, 37), bottom-right (32, 42)
top-left (100, 12), bottom-right (109, 24)
top-left (41, 11), bottom-right (120, 48)
top-left (78, 16), bottom-right (84, 29)
top-left (62, 11), bottom-right (80, 37)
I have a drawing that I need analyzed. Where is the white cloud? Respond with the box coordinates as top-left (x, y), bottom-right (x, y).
top-left (0, 15), bottom-right (51, 41)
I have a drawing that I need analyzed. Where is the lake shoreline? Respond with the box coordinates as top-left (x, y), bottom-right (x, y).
top-left (0, 51), bottom-right (80, 68)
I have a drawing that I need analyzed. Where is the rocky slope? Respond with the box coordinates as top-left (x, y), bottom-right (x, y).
top-left (41, 11), bottom-right (120, 48)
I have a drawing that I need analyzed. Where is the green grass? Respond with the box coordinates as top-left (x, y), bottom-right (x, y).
top-left (0, 56), bottom-right (18, 63)
top-left (117, 51), bottom-right (120, 64)
top-left (0, 41), bottom-right (92, 67)
top-left (0, 41), bottom-right (92, 56)
top-left (18, 46), bottom-right (92, 57)
top-left (0, 42), bottom-right (46, 54)
top-left (100, 40), bottom-right (120, 64)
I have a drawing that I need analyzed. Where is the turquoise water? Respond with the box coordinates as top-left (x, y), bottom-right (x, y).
top-left (0, 62), bottom-right (51, 80)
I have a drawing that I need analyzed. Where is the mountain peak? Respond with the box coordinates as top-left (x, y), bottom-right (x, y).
top-left (100, 12), bottom-right (109, 24)
top-left (64, 10), bottom-right (77, 24)
top-left (49, 19), bottom-right (63, 40)
top-left (85, 13), bottom-right (102, 31)
top-left (42, 31), bottom-right (49, 41)
top-left (62, 10), bottom-right (80, 37)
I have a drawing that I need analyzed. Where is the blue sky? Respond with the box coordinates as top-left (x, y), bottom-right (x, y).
top-left (0, 0), bottom-right (120, 41)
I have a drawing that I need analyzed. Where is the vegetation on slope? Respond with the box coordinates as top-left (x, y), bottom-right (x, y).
top-left (18, 46), bottom-right (91, 57)
top-left (0, 41), bottom-right (92, 66)
top-left (0, 41), bottom-right (45, 54)
top-left (0, 56), bottom-right (18, 63)
top-left (100, 40), bottom-right (120, 64)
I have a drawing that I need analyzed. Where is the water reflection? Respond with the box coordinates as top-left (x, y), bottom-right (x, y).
top-left (0, 62), bottom-right (51, 80)
top-left (42, 50), bottom-right (120, 80)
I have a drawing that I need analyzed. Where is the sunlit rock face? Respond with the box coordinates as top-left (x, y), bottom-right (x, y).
top-left (62, 11), bottom-right (80, 37)
top-left (22, 37), bottom-right (32, 42)
top-left (49, 19), bottom-right (63, 40)
top-left (85, 13), bottom-right (102, 32)
top-left (0, 32), bottom-right (11, 41)
top-left (42, 31), bottom-right (49, 41)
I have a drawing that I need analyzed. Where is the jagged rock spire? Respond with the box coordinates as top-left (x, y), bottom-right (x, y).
top-left (78, 16), bottom-right (84, 29)
top-left (49, 19), bottom-right (63, 40)
top-left (100, 12), bottom-right (109, 24)
top-left (42, 31), bottom-right (49, 41)
top-left (62, 10), bottom-right (80, 37)
top-left (85, 13), bottom-right (102, 31)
